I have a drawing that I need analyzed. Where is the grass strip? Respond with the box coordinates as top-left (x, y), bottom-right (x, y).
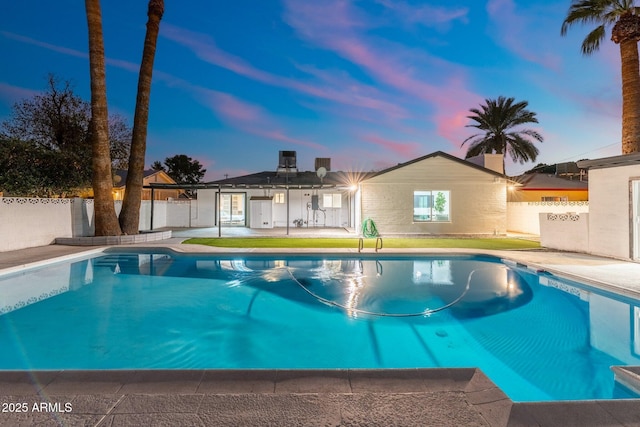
top-left (183, 237), bottom-right (540, 250)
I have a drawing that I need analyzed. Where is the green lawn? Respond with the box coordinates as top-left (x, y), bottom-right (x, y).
top-left (183, 237), bottom-right (540, 250)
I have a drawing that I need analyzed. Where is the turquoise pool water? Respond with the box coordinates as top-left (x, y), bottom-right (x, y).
top-left (1, 250), bottom-right (639, 402)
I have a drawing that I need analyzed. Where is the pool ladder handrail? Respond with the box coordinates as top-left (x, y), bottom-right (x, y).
top-left (358, 236), bottom-right (383, 252)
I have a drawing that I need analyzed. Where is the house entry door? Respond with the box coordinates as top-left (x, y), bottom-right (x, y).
top-left (220, 193), bottom-right (246, 226)
top-left (633, 180), bottom-right (640, 260)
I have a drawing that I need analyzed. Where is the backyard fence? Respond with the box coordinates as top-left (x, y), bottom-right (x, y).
top-left (0, 197), bottom-right (196, 252)
top-left (507, 201), bottom-right (589, 235)
top-left (539, 212), bottom-right (589, 252)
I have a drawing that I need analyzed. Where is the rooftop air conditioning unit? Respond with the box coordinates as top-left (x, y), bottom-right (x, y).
top-left (277, 150), bottom-right (297, 177)
top-left (279, 151), bottom-right (297, 169)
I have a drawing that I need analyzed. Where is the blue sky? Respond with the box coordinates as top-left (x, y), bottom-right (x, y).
top-left (0, 0), bottom-right (624, 180)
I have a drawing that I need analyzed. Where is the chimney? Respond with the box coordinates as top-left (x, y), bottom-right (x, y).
top-left (466, 153), bottom-right (504, 175)
top-left (315, 157), bottom-right (331, 171)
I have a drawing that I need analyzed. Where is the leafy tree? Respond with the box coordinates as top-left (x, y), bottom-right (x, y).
top-left (0, 138), bottom-right (47, 196)
top-left (524, 163), bottom-right (557, 174)
top-left (0, 75), bottom-right (132, 196)
top-left (2, 75), bottom-right (89, 151)
top-left (561, 0), bottom-right (640, 154)
top-left (85, 0), bottom-right (122, 236)
top-left (461, 96), bottom-right (543, 167)
top-left (434, 192), bottom-right (447, 215)
top-left (150, 160), bottom-right (164, 171)
top-left (119, 0), bottom-right (165, 234)
top-left (154, 154), bottom-right (206, 184)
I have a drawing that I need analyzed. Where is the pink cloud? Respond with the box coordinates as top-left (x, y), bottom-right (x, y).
top-left (376, 0), bottom-right (469, 28)
top-left (485, 0), bottom-right (561, 71)
top-left (254, 129), bottom-right (324, 150)
top-left (1, 31), bottom-right (87, 59)
top-left (1, 29), bottom-right (322, 151)
top-left (1, 31), bottom-right (144, 74)
top-left (162, 24), bottom-right (406, 120)
top-left (361, 134), bottom-right (421, 157)
top-left (200, 90), bottom-right (263, 123)
top-left (0, 82), bottom-right (40, 105)
top-left (194, 87), bottom-right (325, 150)
top-left (282, 0), bottom-right (483, 144)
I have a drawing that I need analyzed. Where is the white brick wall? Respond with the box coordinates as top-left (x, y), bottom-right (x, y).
top-left (0, 198), bottom-right (196, 252)
top-left (508, 202), bottom-right (589, 235)
top-left (588, 165), bottom-right (639, 259)
top-left (539, 212), bottom-right (589, 252)
top-left (0, 198), bottom-right (74, 251)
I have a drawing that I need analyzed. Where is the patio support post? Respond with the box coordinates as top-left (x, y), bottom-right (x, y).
top-left (348, 192), bottom-right (351, 228)
top-left (286, 185), bottom-right (290, 236)
top-left (217, 184), bottom-right (221, 238)
top-left (150, 187), bottom-right (155, 230)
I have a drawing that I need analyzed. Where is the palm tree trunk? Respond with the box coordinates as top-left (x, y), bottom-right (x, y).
top-left (620, 39), bottom-right (640, 154)
top-left (119, 0), bottom-right (164, 234)
top-left (85, 0), bottom-right (121, 236)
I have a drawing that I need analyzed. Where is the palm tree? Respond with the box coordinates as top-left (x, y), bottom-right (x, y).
top-left (85, 0), bottom-right (122, 236)
top-left (461, 96), bottom-right (543, 167)
top-left (561, 0), bottom-right (640, 154)
top-left (119, 0), bottom-right (164, 235)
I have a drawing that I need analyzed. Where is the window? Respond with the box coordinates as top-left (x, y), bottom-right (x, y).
top-left (541, 196), bottom-right (568, 202)
top-left (413, 191), bottom-right (450, 222)
top-left (322, 193), bottom-right (342, 208)
top-left (274, 193), bottom-right (285, 204)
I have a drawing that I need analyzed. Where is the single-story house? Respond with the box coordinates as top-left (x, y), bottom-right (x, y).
top-left (508, 173), bottom-right (588, 202)
top-left (359, 151), bottom-right (508, 235)
top-left (205, 154), bottom-right (371, 229)
top-left (113, 169), bottom-right (184, 201)
top-left (197, 150), bottom-right (509, 235)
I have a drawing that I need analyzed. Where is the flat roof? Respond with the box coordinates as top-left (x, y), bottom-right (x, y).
top-left (577, 152), bottom-right (640, 170)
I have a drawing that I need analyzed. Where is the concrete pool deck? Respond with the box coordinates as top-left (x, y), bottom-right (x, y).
top-left (2, 237), bottom-right (640, 426)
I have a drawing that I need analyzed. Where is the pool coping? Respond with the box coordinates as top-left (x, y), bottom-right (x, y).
top-left (1, 368), bottom-right (640, 426)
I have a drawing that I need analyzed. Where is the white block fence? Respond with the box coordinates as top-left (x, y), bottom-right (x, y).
top-left (0, 197), bottom-right (195, 252)
top-left (507, 201), bottom-right (589, 235)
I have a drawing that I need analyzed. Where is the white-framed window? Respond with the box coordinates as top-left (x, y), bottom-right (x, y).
top-left (541, 196), bottom-right (568, 202)
top-left (274, 193), bottom-right (285, 204)
top-left (322, 193), bottom-right (342, 208)
top-left (413, 190), bottom-right (450, 222)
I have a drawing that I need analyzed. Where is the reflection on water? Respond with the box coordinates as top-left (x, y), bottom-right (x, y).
top-left (0, 259), bottom-right (93, 315)
top-left (282, 258), bottom-right (532, 318)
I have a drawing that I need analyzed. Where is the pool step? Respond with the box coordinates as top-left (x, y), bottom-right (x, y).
top-left (93, 254), bottom-right (174, 275)
top-left (612, 366), bottom-right (640, 397)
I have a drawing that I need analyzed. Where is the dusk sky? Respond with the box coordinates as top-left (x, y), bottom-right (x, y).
top-left (0, 0), bottom-right (625, 180)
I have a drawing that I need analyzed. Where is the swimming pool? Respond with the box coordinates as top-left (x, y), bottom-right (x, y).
top-left (1, 249), bottom-right (639, 402)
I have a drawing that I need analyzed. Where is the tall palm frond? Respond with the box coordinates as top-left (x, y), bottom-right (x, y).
top-left (461, 96), bottom-right (543, 165)
top-left (561, 0), bottom-right (640, 154)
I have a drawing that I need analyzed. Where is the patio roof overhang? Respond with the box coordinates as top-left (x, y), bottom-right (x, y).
top-left (142, 181), bottom-right (357, 237)
top-left (144, 182), bottom-right (351, 190)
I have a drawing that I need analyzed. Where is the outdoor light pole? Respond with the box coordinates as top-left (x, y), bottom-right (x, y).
top-left (150, 187), bottom-right (155, 230)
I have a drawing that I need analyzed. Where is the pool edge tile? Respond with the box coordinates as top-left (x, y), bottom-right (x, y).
top-left (198, 370), bottom-right (277, 393)
top-left (275, 369), bottom-right (351, 393)
top-left (119, 370), bottom-right (204, 394)
top-left (42, 370), bottom-right (134, 395)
